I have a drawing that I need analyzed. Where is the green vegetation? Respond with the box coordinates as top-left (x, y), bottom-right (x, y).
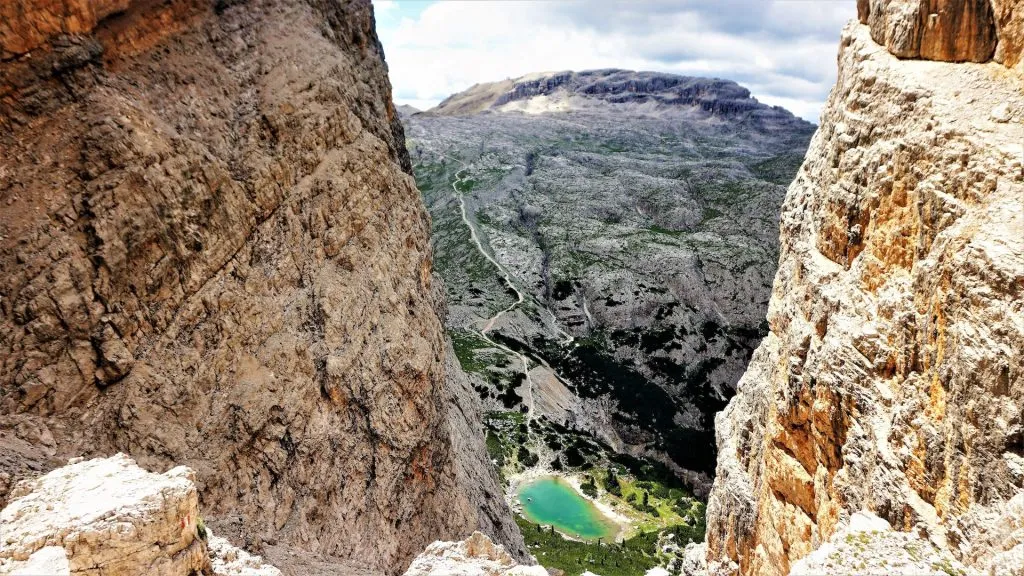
top-left (750, 152), bottom-right (806, 185)
top-left (485, 430), bottom-right (504, 466)
top-left (603, 467), bottom-right (622, 497)
top-left (454, 177), bottom-right (477, 193)
top-left (647, 225), bottom-right (686, 238)
top-left (701, 206), bottom-right (724, 223)
top-left (449, 329), bottom-right (493, 373)
top-left (483, 411), bottom-right (533, 480)
top-left (932, 559), bottom-right (966, 576)
top-left (580, 474), bottom-right (598, 499)
top-left (516, 516), bottom-right (659, 576)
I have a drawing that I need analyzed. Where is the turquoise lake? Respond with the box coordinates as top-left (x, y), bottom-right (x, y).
top-left (517, 476), bottom-right (619, 540)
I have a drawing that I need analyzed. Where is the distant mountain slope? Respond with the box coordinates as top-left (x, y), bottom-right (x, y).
top-left (405, 69), bottom-right (815, 487)
top-left (428, 69), bottom-right (802, 122)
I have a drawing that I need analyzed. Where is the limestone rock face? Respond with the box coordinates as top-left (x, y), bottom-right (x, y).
top-left (789, 512), bottom-right (971, 576)
top-left (208, 534), bottom-right (282, 576)
top-left (705, 13), bottom-right (1024, 576)
top-left (859, 0), bottom-right (998, 62)
top-left (0, 453), bottom-right (212, 575)
top-left (0, 0), bottom-right (131, 58)
top-left (858, 0), bottom-right (1024, 67)
top-left (0, 454), bottom-right (283, 576)
top-left (0, 0), bottom-right (523, 573)
top-left (402, 532), bottom-right (547, 576)
top-left (992, 0), bottom-right (1024, 69)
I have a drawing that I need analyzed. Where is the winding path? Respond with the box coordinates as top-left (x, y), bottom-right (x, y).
top-left (452, 168), bottom-right (537, 419)
top-left (451, 166), bottom-right (579, 421)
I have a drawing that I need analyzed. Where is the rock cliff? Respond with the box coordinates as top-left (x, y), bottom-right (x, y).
top-left (705, 2), bottom-right (1024, 575)
top-left (0, 0), bottom-right (523, 573)
top-left (428, 69), bottom-right (800, 119)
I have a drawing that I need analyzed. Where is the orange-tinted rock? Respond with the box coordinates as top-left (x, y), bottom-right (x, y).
top-left (705, 12), bottom-right (1024, 576)
top-left (862, 0), bottom-right (998, 62)
top-left (0, 0), bottom-right (131, 57)
top-left (992, 0), bottom-right (1024, 68)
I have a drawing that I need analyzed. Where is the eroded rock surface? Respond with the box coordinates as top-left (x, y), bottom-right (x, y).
top-left (789, 512), bottom-right (970, 576)
top-left (402, 532), bottom-right (547, 576)
top-left (0, 453), bottom-right (280, 576)
top-left (858, 0), bottom-right (1024, 68)
top-left (706, 8), bottom-right (1024, 576)
top-left (0, 0), bottom-right (523, 573)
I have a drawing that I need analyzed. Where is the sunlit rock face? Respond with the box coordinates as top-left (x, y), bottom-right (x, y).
top-left (0, 453), bottom-right (282, 576)
top-left (406, 69), bottom-right (814, 487)
top-left (858, 0), bottom-right (1024, 68)
top-left (705, 4), bottom-right (1024, 576)
top-left (403, 532), bottom-right (547, 576)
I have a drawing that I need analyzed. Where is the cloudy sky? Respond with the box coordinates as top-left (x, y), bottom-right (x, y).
top-left (372, 0), bottom-right (857, 123)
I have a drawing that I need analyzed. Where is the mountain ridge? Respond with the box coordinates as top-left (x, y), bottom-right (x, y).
top-left (427, 69), bottom-right (811, 127)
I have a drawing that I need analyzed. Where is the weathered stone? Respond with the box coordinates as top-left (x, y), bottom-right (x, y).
top-left (403, 532), bottom-right (547, 576)
top-left (860, 0), bottom-right (1024, 67)
top-left (789, 512), bottom-right (971, 575)
top-left (0, 454), bottom-right (287, 576)
top-left (0, 0), bottom-right (524, 573)
top-left (0, 454), bottom-right (212, 575)
top-left (862, 0), bottom-right (998, 62)
top-left (992, 0), bottom-right (1024, 69)
top-left (705, 11), bottom-right (1024, 576)
top-left (208, 533), bottom-right (282, 576)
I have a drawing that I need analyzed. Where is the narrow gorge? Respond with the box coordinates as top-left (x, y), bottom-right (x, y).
top-left (0, 1), bottom-right (1021, 576)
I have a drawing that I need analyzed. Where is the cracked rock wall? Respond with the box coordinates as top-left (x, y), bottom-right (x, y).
top-left (0, 0), bottom-right (523, 573)
top-left (705, 3), bottom-right (1024, 575)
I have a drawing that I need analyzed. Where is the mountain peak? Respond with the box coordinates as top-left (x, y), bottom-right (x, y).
top-left (427, 69), bottom-right (798, 122)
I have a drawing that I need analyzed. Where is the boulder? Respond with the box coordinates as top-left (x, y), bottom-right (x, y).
top-left (403, 532), bottom-right (547, 576)
top-left (0, 454), bottom-right (281, 576)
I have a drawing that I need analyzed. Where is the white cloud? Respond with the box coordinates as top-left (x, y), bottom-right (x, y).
top-left (374, 0), bottom-right (857, 122)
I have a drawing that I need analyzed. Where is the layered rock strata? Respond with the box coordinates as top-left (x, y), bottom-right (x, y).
top-left (0, 0), bottom-right (523, 572)
top-left (859, 0), bottom-right (1024, 68)
top-left (706, 4), bottom-right (1024, 576)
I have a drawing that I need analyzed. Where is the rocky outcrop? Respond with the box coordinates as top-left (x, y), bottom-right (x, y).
top-left (858, 0), bottom-right (1024, 67)
top-left (788, 512), bottom-right (970, 576)
top-left (705, 5), bottom-right (1024, 576)
top-left (208, 534), bottom-right (283, 576)
top-left (0, 0), bottom-right (523, 573)
top-left (859, 0), bottom-right (998, 62)
top-left (0, 453), bottom-right (279, 576)
top-left (402, 532), bottom-right (547, 576)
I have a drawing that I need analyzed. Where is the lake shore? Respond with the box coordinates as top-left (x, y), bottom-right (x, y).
top-left (508, 469), bottom-right (629, 542)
